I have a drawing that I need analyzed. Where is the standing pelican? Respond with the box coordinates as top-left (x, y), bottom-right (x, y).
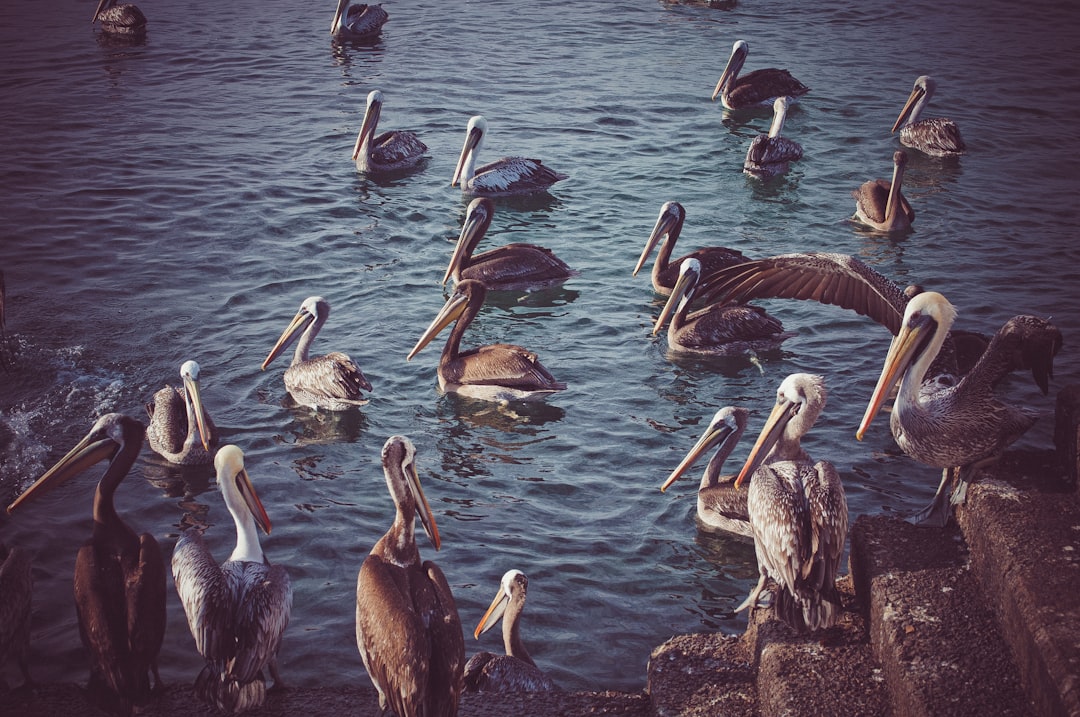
top-left (442, 197), bottom-right (574, 291)
top-left (852, 150), bottom-right (915, 232)
top-left (7, 414), bottom-right (165, 716)
top-left (261, 296), bottom-right (373, 411)
top-left (464, 569), bottom-right (557, 693)
top-left (743, 96), bottom-right (803, 179)
top-left (632, 201), bottom-right (748, 296)
top-left (330, 1), bottom-right (388, 39)
top-left (407, 279), bottom-right (567, 402)
top-left (892, 76), bottom-right (966, 157)
top-left (451, 116), bottom-right (567, 197)
top-left (172, 445), bottom-right (292, 714)
top-left (660, 406), bottom-right (752, 538)
top-left (356, 436), bottom-right (464, 717)
top-left (352, 89), bottom-right (428, 174)
top-left (652, 259), bottom-right (791, 356)
top-left (92, 0), bottom-right (147, 36)
top-left (858, 291), bottom-right (1061, 527)
top-left (711, 40), bottom-right (809, 110)
top-left (734, 374), bottom-right (848, 633)
top-left (146, 359), bottom-right (218, 465)
top-left (0, 542), bottom-right (33, 691)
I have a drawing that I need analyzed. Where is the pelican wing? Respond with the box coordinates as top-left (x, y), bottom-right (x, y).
top-left (339, 3), bottom-right (388, 37)
top-left (728, 69), bottom-right (808, 108)
top-left (469, 157), bottom-right (566, 196)
top-left (130, 533), bottom-right (167, 673)
top-left (291, 352), bottom-right (372, 403)
top-left (905, 118), bottom-right (965, 156)
top-left (419, 560), bottom-right (465, 711)
top-left (227, 561), bottom-right (292, 684)
top-left (463, 244), bottom-right (572, 288)
top-left (453, 344), bottom-right (566, 391)
top-left (747, 467), bottom-right (811, 598)
top-left (370, 130), bottom-right (428, 169)
top-left (957, 314), bottom-right (1062, 396)
top-left (172, 530), bottom-right (235, 661)
top-left (146, 386), bottom-right (185, 454)
top-left (802, 462), bottom-right (848, 593)
top-left (745, 135), bottom-right (803, 168)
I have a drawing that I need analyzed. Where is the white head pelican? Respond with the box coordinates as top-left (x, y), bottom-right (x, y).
top-left (146, 359), bottom-right (218, 465)
top-left (0, 542), bottom-right (33, 690)
top-left (464, 569), bottom-right (557, 693)
top-left (451, 116), bottom-right (567, 197)
top-left (7, 414), bottom-right (165, 715)
top-left (892, 75), bottom-right (966, 157)
top-left (92, 0), bottom-right (147, 36)
top-left (172, 445), bottom-right (293, 714)
top-left (743, 96), bottom-right (804, 179)
top-left (712, 40), bottom-right (809, 111)
top-left (331, 1), bottom-right (388, 39)
top-left (733, 374), bottom-right (848, 632)
top-left (356, 436), bottom-right (465, 717)
top-left (261, 296), bottom-right (373, 411)
top-left (407, 279), bottom-right (567, 402)
top-left (352, 89), bottom-right (428, 174)
top-left (852, 151), bottom-right (915, 232)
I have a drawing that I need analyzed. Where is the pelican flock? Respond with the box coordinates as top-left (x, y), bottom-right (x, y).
top-left (352, 89), bottom-right (428, 174)
top-left (451, 115), bottom-right (567, 197)
top-left (146, 359), bottom-right (218, 465)
top-left (712, 40), bottom-right (809, 110)
top-left (892, 75), bottom-right (966, 157)
top-left (852, 150), bottom-right (915, 232)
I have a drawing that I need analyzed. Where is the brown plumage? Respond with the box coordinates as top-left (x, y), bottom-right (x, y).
top-left (92, 0), bottom-right (147, 35)
top-left (711, 40), bottom-right (809, 110)
top-left (852, 150), bottom-right (915, 231)
top-left (331, 1), bottom-right (388, 38)
top-left (145, 360), bottom-right (218, 465)
top-left (892, 75), bottom-right (966, 157)
top-left (352, 89), bottom-right (427, 174)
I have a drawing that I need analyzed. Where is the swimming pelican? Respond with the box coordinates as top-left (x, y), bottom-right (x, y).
top-left (7, 414), bottom-right (165, 715)
top-left (734, 374), bottom-right (848, 633)
top-left (0, 542), bottom-right (33, 691)
top-left (743, 96), bottom-right (803, 179)
top-left (352, 89), bottom-right (428, 174)
top-left (632, 201), bottom-right (748, 296)
top-left (172, 445), bottom-right (292, 714)
top-left (464, 569), bottom-right (557, 693)
top-left (660, 406), bottom-right (752, 538)
top-left (442, 197), bottom-right (574, 291)
top-left (330, 1), bottom-right (388, 39)
top-left (711, 40), bottom-right (809, 111)
top-left (407, 279), bottom-right (567, 402)
top-left (261, 296), bottom-right (373, 411)
top-left (852, 150), bottom-right (915, 232)
top-left (892, 75), bottom-right (966, 157)
top-left (451, 116), bottom-right (567, 197)
top-left (356, 435), bottom-right (465, 717)
top-left (858, 291), bottom-right (1061, 527)
top-left (146, 359), bottom-right (218, 465)
top-left (652, 259), bottom-right (791, 356)
top-left (92, 0), bottom-right (147, 36)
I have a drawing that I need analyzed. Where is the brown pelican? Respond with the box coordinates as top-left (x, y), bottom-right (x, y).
top-left (261, 296), bottom-right (373, 411)
top-left (442, 197), bottom-right (574, 291)
top-left (852, 150), bottom-right (915, 232)
top-left (451, 116), bottom-right (567, 197)
top-left (858, 291), bottom-right (1062, 527)
top-left (734, 374), bottom-right (848, 633)
top-left (0, 542), bottom-right (33, 691)
top-left (743, 96), bottom-right (803, 179)
top-left (652, 258), bottom-right (791, 356)
top-left (172, 445), bottom-right (292, 714)
top-left (7, 414), bottom-right (165, 715)
top-left (352, 89), bottom-right (428, 174)
top-left (712, 40), bottom-right (809, 111)
top-left (146, 359), bottom-right (218, 465)
top-left (892, 76), bottom-right (966, 157)
top-left (331, 1), bottom-right (388, 39)
top-left (632, 201), bottom-right (748, 296)
top-left (464, 569), bottom-right (557, 693)
top-left (660, 406), bottom-right (752, 538)
top-left (92, 0), bottom-right (147, 36)
top-left (356, 435), bottom-right (464, 717)
top-left (407, 279), bottom-right (567, 402)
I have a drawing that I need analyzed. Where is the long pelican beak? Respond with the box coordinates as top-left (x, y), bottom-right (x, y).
top-left (92, 0), bottom-right (108, 22)
top-left (891, 85), bottom-right (926, 133)
top-left (451, 125), bottom-right (483, 187)
top-left (236, 465), bottom-right (273, 535)
top-left (407, 290), bottom-right (469, 361)
top-left (330, 0), bottom-right (349, 34)
top-left (660, 418), bottom-right (738, 493)
top-left (733, 398), bottom-right (796, 490)
top-left (404, 456), bottom-right (440, 550)
top-left (261, 308), bottom-right (313, 370)
top-left (652, 267), bottom-right (694, 336)
top-left (634, 209), bottom-right (678, 277)
top-left (442, 205), bottom-right (487, 287)
top-left (352, 99), bottom-right (382, 161)
top-left (856, 322), bottom-right (925, 440)
top-left (182, 372), bottom-right (212, 451)
top-left (7, 429), bottom-right (116, 513)
top-left (474, 585), bottom-right (510, 639)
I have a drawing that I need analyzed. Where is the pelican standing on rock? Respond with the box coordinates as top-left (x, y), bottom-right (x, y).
top-left (407, 279), bottom-right (567, 402)
top-left (442, 197), bottom-right (574, 291)
top-left (7, 414), bottom-right (165, 716)
top-left (356, 435), bottom-right (465, 717)
top-left (744, 96), bottom-right (803, 179)
top-left (261, 296), bottom-right (373, 410)
top-left (146, 359), bottom-right (218, 465)
top-left (852, 150), bottom-right (915, 232)
top-left (464, 569), bottom-right (557, 693)
top-left (331, 1), bottom-right (388, 39)
top-left (172, 445), bottom-right (292, 715)
top-left (734, 374), bottom-right (848, 633)
top-left (92, 0), bottom-right (147, 36)
top-left (0, 542), bottom-right (33, 691)
top-left (712, 40), bottom-right (809, 110)
top-left (892, 75), bottom-right (966, 157)
top-left (352, 89), bottom-right (428, 174)
top-left (451, 116), bottom-right (567, 197)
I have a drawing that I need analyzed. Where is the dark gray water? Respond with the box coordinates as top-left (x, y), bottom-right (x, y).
top-left (2, 0), bottom-right (1078, 693)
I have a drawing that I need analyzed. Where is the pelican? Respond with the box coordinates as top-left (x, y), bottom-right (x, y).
top-left (632, 201), bottom-right (748, 296)
top-left (356, 435), bottom-right (464, 717)
top-left (892, 75), bottom-right (966, 157)
top-left (858, 291), bottom-right (1062, 527)
top-left (711, 40), bottom-right (809, 111)
top-left (464, 569), bottom-right (557, 693)
top-left (330, 1), bottom-right (388, 39)
top-left (852, 150), bottom-right (915, 232)
top-left (652, 258), bottom-right (791, 356)
top-left (407, 279), bottom-right (567, 402)
top-left (660, 406), bottom-right (752, 538)
top-left (743, 96), bottom-right (803, 179)
top-left (352, 89), bottom-right (428, 174)
top-left (92, 0), bottom-right (147, 35)
top-left (146, 359), bottom-right (218, 465)
top-left (0, 542), bottom-right (33, 691)
top-left (734, 374), bottom-right (848, 633)
top-left (7, 414), bottom-right (165, 715)
top-left (261, 296), bottom-right (373, 411)
top-left (172, 445), bottom-right (292, 714)
top-left (451, 116), bottom-right (567, 197)
top-left (442, 197), bottom-right (574, 291)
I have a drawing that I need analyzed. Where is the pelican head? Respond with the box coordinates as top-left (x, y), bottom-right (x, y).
top-left (443, 197), bottom-right (495, 286)
top-left (712, 40), bottom-right (749, 101)
top-left (261, 296), bottom-right (327, 370)
top-left (451, 115), bottom-right (488, 188)
top-left (474, 569), bottom-right (528, 639)
top-left (768, 95), bottom-right (791, 137)
top-left (652, 257), bottom-right (700, 335)
top-left (633, 201), bottom-right (685, 277)
top-left (660, 406), bottom-right (749, 492)
top-left (352, 90), bottom-right (385, 161)
top-left (891, 75), bottom-right (937, 133)
top-left (406, 282), bottom-right (478, 361)
top-left (180, 359), bottom-right (212, 451)
top-left (215, 445), bottom-right (272, 535)
top-left (382, 435), bottom-right (441, 550)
